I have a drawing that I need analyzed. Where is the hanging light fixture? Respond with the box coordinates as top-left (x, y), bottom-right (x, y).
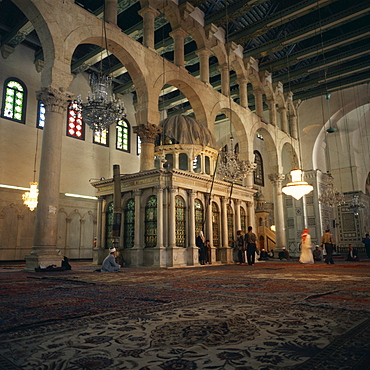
top-left (349, 195), bottom-right (365, 217)
top-left (282, 169), bottom-right (313, 200)
top-left (318, 173), bottom-right (345, 207)
top-left (77, 11), bottom-right (125, 131)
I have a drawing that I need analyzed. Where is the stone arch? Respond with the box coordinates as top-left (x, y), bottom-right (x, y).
top-left (253, 127), bottom-right (279, 174)
top-left (281, 142), bottom-right (299, 174)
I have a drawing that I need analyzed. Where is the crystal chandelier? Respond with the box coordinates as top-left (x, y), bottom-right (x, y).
top-left (349, 195), bottom-right (365, 217)
top-left (77, 73), bottom-right (125, 131)
top-left (318, 175), bottom-right (344, 207)
top-left (22, 182), bottom-right (38, 211)
top-left (282, 169), bottom-right (314, 200)
top-left (217, 137), bottom-right (251, 182)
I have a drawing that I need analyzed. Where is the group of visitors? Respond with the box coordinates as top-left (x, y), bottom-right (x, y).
top-left (234, 226), bottom-right (259, 265)
top-left (196, 231), bottom-right (212, 265)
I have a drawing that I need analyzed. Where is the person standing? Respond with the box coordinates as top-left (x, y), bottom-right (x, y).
top-left (299, 228), bottom-right (314, 264)
top-left (362, 233), bottom-right (370, 258)
top-left (321, 228), bottom-right (335, 264)
top-left (101, 248), bottom-right (121, 272)
top-left (245, 226), bottom-right (258, 266)
top-left (196, 231), bottom-right (207, 265)
top-left (236, 230), bottom-right (245, 264)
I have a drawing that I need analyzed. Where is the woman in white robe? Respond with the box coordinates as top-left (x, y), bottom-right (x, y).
top-left (299, 228), bottom-right (314, 264)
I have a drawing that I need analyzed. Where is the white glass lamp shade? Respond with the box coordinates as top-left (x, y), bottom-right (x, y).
top-left (282, 169), bottom-right (314, 200)
top-left (22, 182), bottom-right (39, 211)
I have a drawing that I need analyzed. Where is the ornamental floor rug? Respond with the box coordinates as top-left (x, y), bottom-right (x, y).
top-left (0, 261), bottom-right (369, 369)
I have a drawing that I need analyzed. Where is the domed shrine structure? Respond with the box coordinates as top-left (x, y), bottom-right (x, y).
top-left (91, 115), bottom-right (257, 268)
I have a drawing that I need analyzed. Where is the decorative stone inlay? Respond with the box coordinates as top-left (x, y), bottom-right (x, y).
top-left (37, 87), bottom-right (74, 114)
top-left (133, 123), bottom-right (162, 144)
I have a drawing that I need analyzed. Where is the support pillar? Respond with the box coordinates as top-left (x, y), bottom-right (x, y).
top-left (269, 173), bottom-right (287, 251)
top-left (130, 189), bottom-right (143, 266)
top-left (290, 114), bottom-right (298, 139)
top-left (187, 189), bottom-right (198, 265)
top-left (279, 107), bottom-right (289, 133)
top-left (235, 199), bottom-right (241, 232)
top-left (247, 201), bottom-right (255, 231)
top-left (205, 194), bottom-right (215, 264)
top-left (237, 78), bottom-right (248, 108)
top-left (138, 6), bottom-right (159, 50)
top-left (219, 196), bottom-right (231, 262)
top-left (105, 0), bottom-right (118, 25)
top-left (195, 48), bottom-right (212, 84)
top-left (253, 89), bottom-right (263, 117)
top-left (266, 100), bottom-right (277, 126)
top-left (25, 87), bottom-right (73, 271)
top-left (92, 196), bottom-right (105, 264)
top-left (169, 28), bottom-right (188, 68)
top-left (133, 123), bottom-right (162, 171)
top-left (218, 64), bottom-right (230, 96)
top-left (152, 185), bottom-right (166, 267)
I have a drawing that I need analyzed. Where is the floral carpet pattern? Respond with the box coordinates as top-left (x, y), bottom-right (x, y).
top-left (0, 261), bottom-right (369, 369)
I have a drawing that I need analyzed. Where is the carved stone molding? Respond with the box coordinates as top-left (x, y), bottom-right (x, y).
top-left (36, 87), bottom-right (74, 114)
top-left (133, 123), bottom-right (162, 144)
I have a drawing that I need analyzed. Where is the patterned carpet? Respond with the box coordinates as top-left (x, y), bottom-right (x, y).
top-left (0, 260), bottom-right (369, 369)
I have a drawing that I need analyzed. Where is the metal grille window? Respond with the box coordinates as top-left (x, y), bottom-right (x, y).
top-left (67, 101), bottom-right (84, 139)
top-left (212, 202), bottom-right (220, 248)
top-left (105, 202), bottom-right (114, 249)
top-left (145, 195), bottom-right (157, 248)
top-left (227, 204), bottom-right (234, 247)
top-left (175, 195), bottom-right (186, 247)
top-left (124, 198), bottom-right (135, 248)
top-left (194, 199), bottom-right (204, 236)
top-left (116, 119), bottom-right (130, 152)
top-left (254, 150), bottom-right (264, 186)
top-left (240, 206), bottom-right (246, 233)
top-left (1, 78), bottom-right (27, 123)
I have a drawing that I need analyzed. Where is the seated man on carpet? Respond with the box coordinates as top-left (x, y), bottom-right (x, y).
top-left (345, 244), bottom-right (359, 261)
top-left (258, 249), bottom-right (269, 261)
top-left (278, 247), bottom-right (290, 261)
top-left (102, 248), bottom-right (121, 272)
top-left (313, 245), bottom-right (322, 261)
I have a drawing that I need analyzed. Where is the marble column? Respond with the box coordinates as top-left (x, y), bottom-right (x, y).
top-left (235, 199), bottom-right (241, 232)
top-left (105, 0), bottom-right (118, 25)
top-left (247, 200), bottom-right (255, 231)
top-left (93, 196), bottom-right (105, 264)
top-left (237, 78), bottom-right (248, 108)
top-left (205, 194), bottom-right (215, 264)
top-left (187, 189), bottom-right (198, 265)
top-left (219, 196), bottom-right (232, 262)
top-left (138, 6), bottom-right (159, 50)
top-left (152, 185), bottom-right (166, 267)
top-left (131, 189), bottom-right (143, 266)
top-left (245, 161), bottom-right (257, 189)
top-left (218, 64), bottom-right (230, 96)
top-left (25, 87), bottom-right (73, 271)
top-left (266, 100), bottom-right (277, 126)
top-left (169, 28), bottom-right (188, 68)
top-left (290, 114), bottom-right (298, 139)
top-left (252, 89), bottom-right (263, 117)
top-left (168, 187), bottom-right (177, 249)
top-left (268, 173), bottom-right (287, 251)
top-left (133, 123), bottom-right (162, 171)
top-left (195, 48), bottom-right (212, 84)
top-left (279, 107), bottom-right (289, 133)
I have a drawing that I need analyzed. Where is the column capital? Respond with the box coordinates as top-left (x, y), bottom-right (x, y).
top-left (169, 27), bottom-right (188, 39)
top-left (169, 186), bottom-right (178, 193)
top-left (268, 173), bottom-right (285, 184)
top-left (187, 189), bottom-right (197, 197)
top-left (133, 123), bottom-right (162, 144)
top-left (37, 87), bottom-right (74, 114)
top-left (195, 47), bottom-right (212, 57)
top-left (134, 189), bottom-right (141, 197)
top-left (156, 185), bottom-right (164, 193)
top-left (138, 5), bottom-right (160, 18)
top-left (245, 161), bottom-right (257, 174)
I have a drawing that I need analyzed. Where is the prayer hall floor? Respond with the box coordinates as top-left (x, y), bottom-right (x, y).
top-left (0, 258), bottom-right (369, 369)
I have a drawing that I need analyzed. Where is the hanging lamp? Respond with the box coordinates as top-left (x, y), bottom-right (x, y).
top-left (282, 169), bottom-right (313, 200)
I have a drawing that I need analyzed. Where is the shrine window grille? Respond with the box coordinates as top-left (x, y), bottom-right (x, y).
top-left (212, 202), bottom-right (220, 248)
top-left (227, 204), bottom-right (234, 247)
top-left (124, 198), bottom-right (135, 248)
top-left (194, 199), bottom-right (204, 236)
top-left (145, 195), bottom-right (157, 248)
top-left (105, 202), bottom-right (114, 250)
top-left (240, 206), bottom-right (246, 233)
top-left (175, 195), bottom-right (186, 247)
top-left (1, 77), bottom-right (27, 123)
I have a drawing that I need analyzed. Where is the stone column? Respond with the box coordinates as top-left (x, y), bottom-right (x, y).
top-left (290, 114), bottom-right (298, 139)
top-left (195, 48), bottom-right (212, 84)
top-left (268, 173), bottom-right (287, 251)
top-left (138, 6), bottom-right (159, 50)
top-left (131, 189), bottom-right (143, 266)
top-left (218, 64), bottom-right (230, 96)
top-left (279, 107), bottom-right (289, 133)
top-left (133, 123), bottom-right (162, 171)
top-left (247, 200), bottom-right (255, 231)
top-left (105, 0), bottom-right (118, 25)
top-left (25, 87), bottom-right (73, 271)
top-left (245, 161), bottom-right (257, 189)
top-left (252, 89), bottom-right (263, 117)
top-left (266, 100), bottom-right (277, 126)
top-left (152, 185), bottom-right (166, 267)
top-left (92, 196), bottom-right (105, 264)
top-left (169, 28), bottom-right (188, 68)
top-left (173, 152), bottom-right (179, 169)
top-left (237, 78), bottom-right (248, 108)
top-left (218, 196), bottom-right (232, 262)
top-left (168, 187), bottom-right (177, 248)
top-left (235, 199), bottom-right (241, 232)
top-left (205, 194), bottom-right (215, 264)
top-left (187, 189), bottom-right (198, 265)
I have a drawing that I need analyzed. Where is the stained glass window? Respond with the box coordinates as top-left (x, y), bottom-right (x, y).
top-left (1, 78), bottom-right (27, 123)
top-left (105, 202), bottom-right (114, 249)
top-left (227, 204), bottom-right (234, 247)
top-left (212, 202), bottom-right (220, 248)
top-left (93, 128), bottom-right (109, 146)
top-left (67, 101), bottom-right (84, 139)
top-left (137, 136), bottom-right (141, 155)
top-left (175, 196), bottom-right (186, 247)
top-left (254, 150), bottom-right (264, 186)
top-left (194, 199), bottom-right (204, 236)
top-left (145, 195), bottom-right (157, 248)
top-left (37, 100), bottom-right (45, 129)
top-left (193, 155), bottom-right (201, 173)
top-left (116, 119), bottom-right (130, 152)
top-left (124, 198), bottom-right (135, 248)
top-left (240, 206), bottom-right (246, 234)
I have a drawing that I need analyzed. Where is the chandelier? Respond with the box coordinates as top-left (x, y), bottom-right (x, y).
top-left (282, 169), bottom-right (313, 200)
top-left (349, 195), bottom-right (365, 217)
top-left (22, 182), bottom-right (38, 211)
top-left (77, 73), bottom-right (126, 131)
top-left (318, 175), bottom-right (344, 207)
top-left (217, 137), bottom-right (251, 182)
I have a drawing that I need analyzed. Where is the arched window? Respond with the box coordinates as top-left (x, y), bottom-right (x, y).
top-left (67, 101), bottom-right (84, 140)
top-left (93, 128), bottom-right (109, 146)
top-left (145, 196), bottom-right (157, 248)
top-left (1, 78), bottom-right (27, 123)
top-left (124, 198), bottom-right (135, 248)
top-left (227, 204), bottom-right (234, 247)
top-left (179, 153), bottom-right (188, 171)
top-left (116, 119), bottom-right (130, 152)
top-left (254, 150), bottom-right (264, 186)
top-left (205, 156), bottom-right (210, 174)
top-left (37, 100), bottom-right (45, 129)
top-left (175, 195), bottom-right (186, 247)
top-left (194, 199), bottom-right (204, 236)
top-left (212, 202), bottom-right (220, 248)
top-left (105, 202), bottom-right (114, 249)
top-left (193, 155), bottom-right (201, 173)
top-left (240, 206), bottom-right (246, 233)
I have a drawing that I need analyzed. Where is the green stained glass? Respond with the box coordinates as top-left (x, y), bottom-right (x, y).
top-left (2, 79), bottom-right (25, 122)
top-left (145, 196), bottom-right (157, 247)
top-left (124, 198), bottom-right (135, 248)
top-left (212, 202), bottom-right (220, 248)
top-left (175, 196), bottom-right (186, 247)
top-left (227, 205), bottom-right (234, 247)
top-left (116, 119), bottom-right (130, 152)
